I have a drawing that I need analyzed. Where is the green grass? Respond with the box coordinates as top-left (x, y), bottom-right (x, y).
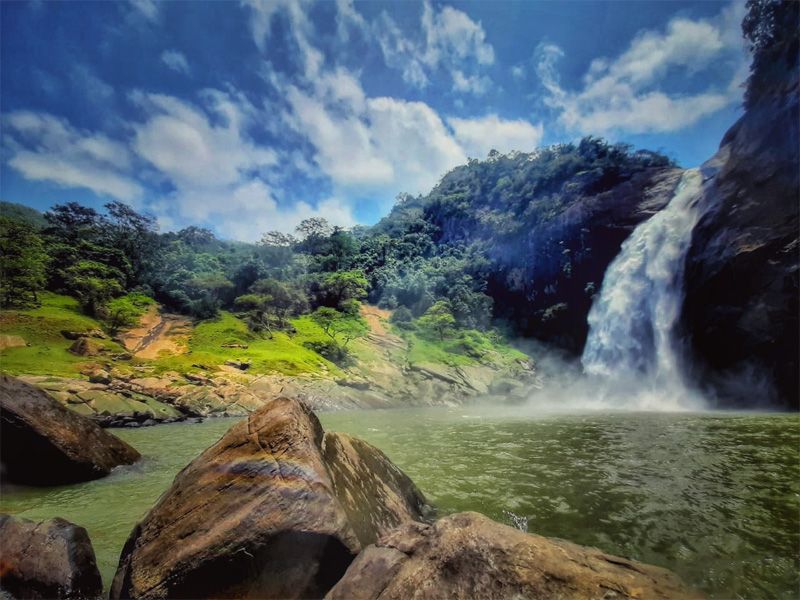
top-left (401, 327), bottom-right (529, 369)
top-left (0, 293), bottom-right (124, 376)
top-left (1, 295), bottom-right (528, 380)
top-left (405, 332), bottom-right (476, 366)
top-left (151, 311), bottom-right (343, 376)
top-left (107, 292), bottom-right (156, 323)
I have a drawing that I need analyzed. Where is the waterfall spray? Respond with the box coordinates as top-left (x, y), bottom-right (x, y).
top-left (580, 168), bottom-right (706, 409)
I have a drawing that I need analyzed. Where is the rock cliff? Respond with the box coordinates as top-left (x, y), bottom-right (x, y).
top-left (681, 21), bottom-right (799, 409)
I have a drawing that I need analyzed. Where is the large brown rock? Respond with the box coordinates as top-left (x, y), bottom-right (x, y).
top-left (0, 375), bottom-right (140, 485)
top-left (110, 397), bottom-right (428, 600)
top-left (327, 512), bottom-right (701, 600)
top-left (67, 337), bottom-right (108, 356)
top-left (0, 514), bottom-right (103, 599)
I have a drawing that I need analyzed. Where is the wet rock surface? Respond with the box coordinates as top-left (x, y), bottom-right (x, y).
top-left (0, 514), bottom-right (103, 600)
top-left (110, 397), bottom-right (428, 600)
top-left (326, 512), bottom-right (702, 600)
top-left (0, 374), bottom-right (140, 485)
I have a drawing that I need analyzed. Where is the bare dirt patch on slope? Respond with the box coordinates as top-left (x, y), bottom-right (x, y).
top-left (120, 306), bottom-right (191, 359)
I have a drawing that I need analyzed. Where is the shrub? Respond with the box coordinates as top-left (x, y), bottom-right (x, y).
top-left (303, 340), bottom-right (352, 365)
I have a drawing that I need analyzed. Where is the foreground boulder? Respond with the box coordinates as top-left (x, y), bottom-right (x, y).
top-left (0, 375), bottom-right (140, 485)
top-left (110, 397), bottom-right (428, 599)
top-left (327, 512), bottom-right (701, 600)
top-left (0, 514), bottom-right (102, 599)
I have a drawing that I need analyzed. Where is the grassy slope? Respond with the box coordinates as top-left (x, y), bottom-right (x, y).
top-left (403, 329), bottom-right (528, 369)
top-left (150, 312), bottom-right (344, 377)
top-left (0, 293), bottom-right (124, 376)
top-left (1, 294), bottom-right (528, 380)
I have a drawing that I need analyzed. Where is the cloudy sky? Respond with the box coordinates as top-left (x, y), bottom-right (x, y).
top-left (1, 0), bottom-right (748, 241)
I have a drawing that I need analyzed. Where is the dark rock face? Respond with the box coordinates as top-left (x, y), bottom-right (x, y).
top-left (326, 512), bottom-right (702, 600)
top-left (487, 168), bottom-right (683, 352)
top-left (682, 50), bottom-right (799, 409)
top-left (0, 514), bottom-right (103, 599)
top-left (110, 397), bottom-right (428, 600)
top-left (0, 375), bottom-right (140, 485)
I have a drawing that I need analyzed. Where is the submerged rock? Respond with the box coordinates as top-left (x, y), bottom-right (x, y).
top-left (327, 512), bottom-right (701, 600)
top-left (0, 514), bottom-right (103, 599)
top-left (0, 375), bottom-right (140, 485)
top-left (110, 397), bottom-right (428, 599)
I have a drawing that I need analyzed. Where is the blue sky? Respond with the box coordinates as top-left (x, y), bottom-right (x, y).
top-left (1, 0), bottom-right (748, 240)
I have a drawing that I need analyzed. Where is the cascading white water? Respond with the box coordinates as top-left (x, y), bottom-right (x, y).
top-left (581, 168), bottom-right (706, 409)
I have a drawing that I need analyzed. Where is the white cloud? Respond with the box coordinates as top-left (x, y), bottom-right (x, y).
top-left (452, 70), bottom-right (492, 95)
top-left (129, 0), bottom-right (159, 23)
top-left (449, 114), bottom-right (544, 158)
top-left (373, 12), bottom-right (430, 88)
top-left (284, 68), bottom-right (467, 197)
top-left (335, 0), bottom-right (368, 43)
top-left (606, 19), bottom-right (723, 84)
top-left (283, 66), bottom-right (543, 201)
top-left (161, 50), bottom-right (190, 74)
top-left (243, 0), bottom-right (323, 78)
top-left (536, 2), bottom-right (747, 135)
top-left (210, 181), bottom-right (356, 240)
top-left (129, 89), bottom-right (355, 239)
top-left (4, 111), bottom-right (142, 200)
top-left (361, 1), bottom-right (495, 95)
top-left (131, 90), bottom-right (277, 188)
top-left (423, 3), bottom-right (494, 67)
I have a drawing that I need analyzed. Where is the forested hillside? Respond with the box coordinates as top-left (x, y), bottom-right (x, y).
top-left (0, 137), bottom-right (677, 363)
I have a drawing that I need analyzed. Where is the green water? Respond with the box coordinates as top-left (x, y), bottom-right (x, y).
top-left (1, 409), bottom-right (798, 599)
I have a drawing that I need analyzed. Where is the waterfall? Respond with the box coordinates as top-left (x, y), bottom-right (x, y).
top-left (581, 168), bottom-right (706, 409)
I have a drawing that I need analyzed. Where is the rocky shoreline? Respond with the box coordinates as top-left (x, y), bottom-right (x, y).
top-left (0, 386), bottom-right (702, 599)
top-left (16, 352), bottom-right (536, 429)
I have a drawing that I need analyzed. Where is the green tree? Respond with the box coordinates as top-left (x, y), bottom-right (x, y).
top-left (0, 216), bottom-right (48, 307)
top-left (318, 270), bottom-right (368, 308)
top-left (234, 293), bottom-right (277, 337)
top-left (187, 273), bottom-right (234, 319)
top-left (188, 273), bottom-right (234, 301)
top-left (741, 0), bottom-right (799, 107)
top-left (417, 300), bottom-right (456, 341)
top-left (311, 307), bottom-right (369, 348)
top-left (250, 278), bottom-right (308, 326)
top-left (104, 201), bottom-right (159, 284)
top-left (63, 260), bottom-right (125, 316)
top-left (296, 217), bottom-right (332, 240)
top-left (258, 231), bottom-right (297, 276)
top-left (43, 202), bottom-right (133, 296)
top-left (105, 293), bottom-right (153, 334)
